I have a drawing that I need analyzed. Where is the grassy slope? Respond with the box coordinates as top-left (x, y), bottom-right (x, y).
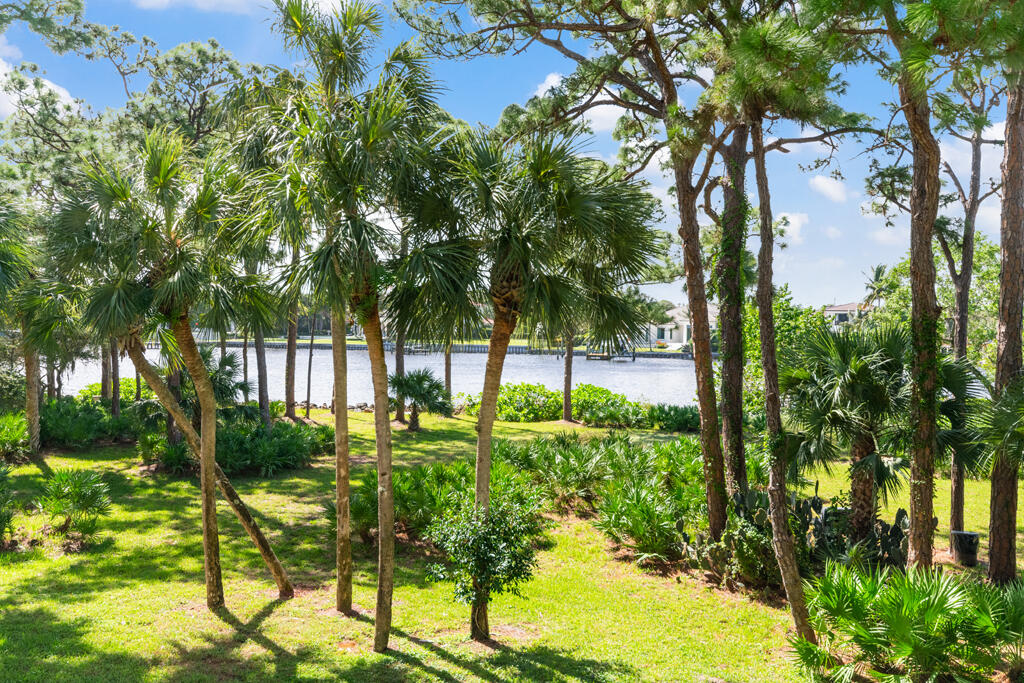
top-left (0, 413), bottom-right (796, 683)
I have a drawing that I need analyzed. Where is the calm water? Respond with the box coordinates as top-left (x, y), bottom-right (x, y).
top-left (64, 347), bottom-right (699, 406)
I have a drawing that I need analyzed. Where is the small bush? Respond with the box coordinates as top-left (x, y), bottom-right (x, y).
top-left (37, 468), bottom-right (112, 537)
top-left (427, 495), bottom-right (540, 610)
top-left (795, 562), bottom-right (1012, 681)
top-left (78, 377), bottom-right (154, 403)
top-left (0, 413), bottom-right (29, 462)
top-left (40, 396), bottom-right (145, 449)
top-left (648, 403), bottom-right (700, 432)
top-left (596, 475), bottom-right (687, 563)
top-left (0, 370), bottom-right (25, 414)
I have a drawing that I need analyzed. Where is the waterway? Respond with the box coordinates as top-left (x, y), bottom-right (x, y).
top-left (63, 347), bottom-right (699, 406)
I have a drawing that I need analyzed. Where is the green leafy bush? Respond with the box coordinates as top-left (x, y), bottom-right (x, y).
top-left (596, 474), bottom-right (687, 563)
top-left (0, 465), bottom-right (16, 542)
top-left (37, 469), bottom-right (112, 537)
top-left (393, 460), bottom-right (473, 536)
top-left (0, 413), bottom-right (29, 462)
top-left (40, 397), bottom-right (144, 449)
top-left (794, 562), bottom-right (1012, 681)
top-left (427, 495), bottom-right (540, 609)
top-left (78, 377), bottom-right (154, 403)
top-left (648, 403), bottom-right (700, 432)
top-left (0, 370), bottom-right (25, 415)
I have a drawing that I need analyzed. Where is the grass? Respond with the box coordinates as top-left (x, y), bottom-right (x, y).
top-left (0, 413), bottom-right (797, 683)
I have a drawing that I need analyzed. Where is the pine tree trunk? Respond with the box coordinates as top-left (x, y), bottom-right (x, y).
top-left (989, 77), bottom-right (1024, 584)
top-left (109, 338), bottom-right (120, 419)
top-left (331, 307), bottom-right (352, 612)
top-left (751, 120), bottom-right (816, 643)
top-left (849, 434), bottom-right (876, 542)
top-left (306, 313), bottom-right (316, 420)
top-left (444, 345), bottom-right (452, 397)
top-left (254, 325), bottom-right (271, 434)
top-left (562, 331), bottom-right (574, 422)
top-left (900, 76), bottom-right (943, 569)
top-left (126, 338), bottom-right (293, 598)
top-left (362, 301), bottom-right (395, 652)
top-left (170, 315), bottom-right (224, 610)
top-left (673, 160), bottom-right (727, 541)
top-left (471, 305), bottom-right (518, 640)
top-left (23, 321), bottom-right (39, 454)
top-left (100, 342), bottom-right (111, 400)
top-left (718, 126), bottom-right (749, 498)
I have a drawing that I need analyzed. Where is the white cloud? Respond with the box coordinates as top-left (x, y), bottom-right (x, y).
top-left (0, 58), bottom-right (76, 120)
top-left (133, 0), bottom-right (360, 13)
top-left (0, 35), bottom-right (21, 60)
top-left (809, 175), bottom-right (848, 203)
top-left (778, 212), bottom-right (809, 245)
top-left (585, 104), bottom-right (621, 133)
top-left (533, 72), bottom-right (562, 98)
top-left (868, 225), bottom-right (909, 246)
top-left (824, 225), bottom-right (842, 240)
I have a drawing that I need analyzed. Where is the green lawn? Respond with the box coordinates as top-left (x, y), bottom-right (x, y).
top-left (0, 414), bottom-right (797, 683)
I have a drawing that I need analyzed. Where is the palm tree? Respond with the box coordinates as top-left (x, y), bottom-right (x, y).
top-left (0, 202), bottom-right (35, 451)
top-left (388, 369), bottom-right (451, 431)
top-left (50, 128), bottom-right (293, 609)
top-left (781, 326), bottom-right (911, 541)
top-left (863, 264), bottom-right (890, 309)
top-left (450, 132), bottom-right (661, 639)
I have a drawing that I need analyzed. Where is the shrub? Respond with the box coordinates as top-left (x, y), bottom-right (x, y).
top-left (0, 370), bottom-right (25, 414)
top-left (0, 465), bottom-right (15, 542)
top-left (0, 413), bottom-right (29, 462)
top-left (78, 377), bottom-right (154, 403)
top-left (37, 468), bottom-right (112, 537)
top-left (389, 369), bottom-right (453, 431)
top-left (647, 403), bottom-right (700, 432)
top-left (569, 384), bottom-right (617, 419)
top-left (795, 562), bottom-right (1009, 681)
top-left (40, 396), bottom-right (146, 449)
top-left (427, 495), bottom-right (540, 612)
top-left (596, 474), bottom-right (687, 563)
top-left (324, 482), bottom-right (379, 546)
top-left (393, 460), bottom-right (473, 536)
top-left (494, 383), bottom-right (560, 422)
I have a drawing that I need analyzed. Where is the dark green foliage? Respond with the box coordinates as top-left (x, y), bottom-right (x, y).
top-left (427, 495), bottom-right (540, 606)
top-left (0, 465), bottom-right (15, 542)
top-left (0, 413), bottom-right (29, 462)
top-left (389, 369), bottom-right (453, 429)
top-left (465, 382), bottom-right (561, 422)
top-left (36, 469), bottom-right (112, 537)
top-left (596, 475), bottom-right (687, 563)
top-left (795, 562), bottom-right (1021, 681)
top-left (78, 377), bottom-right (155, 404)
top-left (648, 403), bottom-right (701, 432)
top-left (40, 397), bottom-right (144, 449)
top-left (0, 370), bottom-right (26, 415)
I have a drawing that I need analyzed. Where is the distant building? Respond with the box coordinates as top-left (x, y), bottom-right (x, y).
top-left (824, 302), bottom-right (871, 326)
top-left (647, 303), bottom-right (719, 347)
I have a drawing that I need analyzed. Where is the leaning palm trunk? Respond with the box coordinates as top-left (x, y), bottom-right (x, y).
top-left (125, 337), bottom-right (294, 598)
top-left (331, 306), bottom-right (352, 612)
top-left (170, 315), bottom-right (225, 609)
top-left (23, 321), bottom-right (40, 454)
top-left (254, 325), bottom-right (271, 433)
top-left (361, 300), bottom-right (395, 652)
top-left (673, 162), bottom-right (728, 541)
top-left (752, 121), bottom-right (816, 643)
top-left (472, 304), bottom-right (518, 640)
top-left (990, 77), bottom-right (1024, 584)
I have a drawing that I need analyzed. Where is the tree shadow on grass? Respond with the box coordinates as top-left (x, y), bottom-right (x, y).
top-left (0, 605), bottom-right (149, 682)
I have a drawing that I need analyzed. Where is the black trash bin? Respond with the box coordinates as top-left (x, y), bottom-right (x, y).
top-left (950, 530), bottom-right (979, 567)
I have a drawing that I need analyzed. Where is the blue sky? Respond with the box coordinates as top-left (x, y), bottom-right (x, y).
top-left (0, 0), bottom-right (1006, 309)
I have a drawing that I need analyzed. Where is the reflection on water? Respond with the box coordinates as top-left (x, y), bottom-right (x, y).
top-left (64, 347), bottom-right (699, 406)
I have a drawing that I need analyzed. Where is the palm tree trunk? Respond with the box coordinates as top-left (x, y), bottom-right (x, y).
top-left (109, 338), bottom-right (120, 419)
top-left (444, 345), bottom-right (452, 397)
top-left (285, 249), bottom-right (300, 420)
top-left (219, 330), bottom-right (227, 360)
top-left (306, 313), bottom-right (316, 420)
top-left (23, 320), bottom-right (39, 454)
top-left (170, 315), bottom-right (224, 610)
top-left (394, 328), bottom-right (406, 424)
top-left (718, 126), bottom-right (749, 498)
top-left (100, 342), bottom-right (111, 400)
top-left (849, 435), bottom-right (876, 542)
top-left (472, 304), bottom-right (518, 641)
top-left (331, 306), bottom-right (352, 612)
top-left (362, 300), bottom-right (395, 652)
top-left (900, 75), bottom-right (943, 569)
top-left (751, 120), bottom-right (815, 643)
top-left (254, 325), bottom-right (271, 433)
top-left (242, 328), bottom-right (250, 403)
top-left (990, 77), bottom-right (1024, 584)
top-left (673, 161), bottom-right (727, 541)
top-left (125, 337), bottom-right (293, 598)
top-left (46, 360), bottom-right (55, 402)
top-left (562, 330), bottom-right (574, 421)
